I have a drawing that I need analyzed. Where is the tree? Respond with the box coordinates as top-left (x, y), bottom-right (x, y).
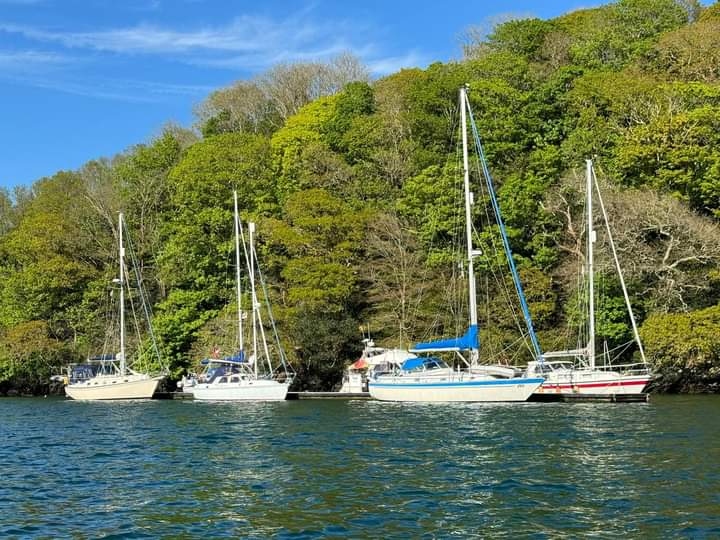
top-left (613, 103), bottom-right (720, 217)
top-left (548, 172), bottom-right (720, 312)
top-left (645, 19), bottom-right (720, 82)
top-left (362, 212), bottom-right (432, 347)
top-left (262, 189), bottom-right (369, 389)
top-left (154, 132), bottom-right (275, 370)
top-left (196, 53), bottom-right (370, 136)
top-left (641, 304), bottom-right (720, 391)
top-left (0, 320), bottom-right (70, 394)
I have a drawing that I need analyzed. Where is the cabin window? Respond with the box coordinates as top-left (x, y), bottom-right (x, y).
top-left (230, 377), bottom-right (240, 383)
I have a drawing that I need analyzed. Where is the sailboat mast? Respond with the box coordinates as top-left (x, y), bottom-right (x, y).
top-left (119, 212), bottom-right (126, 376)
top-left (233, 191), bottom-right (244, 354)
top-left (249, 222), bottom-right (258, 379)
top-left (593, 166), bottom-right (648, 365)
top-left (586, 159), bottom-right (596, 369)
top-left (460, 87), bottom-right (478, 337)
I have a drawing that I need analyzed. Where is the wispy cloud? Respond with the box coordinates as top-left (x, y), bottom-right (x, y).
top-left (0, 8), bottom-right (430, 101)
top-left (367, 51), bottom-right (429, 76)
top-left (0, 12), bottom-right (353, 56)
top-left (0, 10), bottom-right (421, 74)
top-left (0, 49), bottom-right (75, 70)
top-left (5, 73), bottom-right (214, 102)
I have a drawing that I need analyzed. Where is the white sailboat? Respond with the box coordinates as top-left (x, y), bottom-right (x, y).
top-left (190, 191), bottom-right (293, 401)
top-left (63, 213), bottom-right (165, 400)
top-left (339, 338), bottom-right (416, 393)
top-left (525, 160), bottom-right (652, 395)
top-left (368, 87), bottom-right (544, 402)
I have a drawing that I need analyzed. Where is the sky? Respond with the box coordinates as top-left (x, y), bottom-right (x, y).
top-left (0, 0), bottom-right (603, 189)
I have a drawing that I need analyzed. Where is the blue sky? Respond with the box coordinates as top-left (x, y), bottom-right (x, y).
top-left (0, 0), bottom-right (603, 189)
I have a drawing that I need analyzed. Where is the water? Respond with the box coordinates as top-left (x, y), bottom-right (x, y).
top-left (1, 396), bottom-right (719, 538)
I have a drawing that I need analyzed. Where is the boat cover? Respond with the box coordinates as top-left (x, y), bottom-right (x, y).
top-left (412, 325), bottom-right (479, 352)
top-left (201, 351), bottom-right (246, 365)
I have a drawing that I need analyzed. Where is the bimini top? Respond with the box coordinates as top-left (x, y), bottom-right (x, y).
top-left (411, 325), bottom-right (479, 353)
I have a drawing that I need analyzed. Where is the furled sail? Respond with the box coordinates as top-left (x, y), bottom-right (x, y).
top-left (412, 325), bottom-right (479, 352)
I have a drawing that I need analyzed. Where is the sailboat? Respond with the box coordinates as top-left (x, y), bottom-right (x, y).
top-left (190, 191), bottom-right (293, 401)
top-left (368, 87), bottom-right (544, 402)
top-left (525, 160), bottom-right (652, 395)
top-left (62, 213), bottom-right (165, 400)
top-left (339, 337), bottom-right (416, 393)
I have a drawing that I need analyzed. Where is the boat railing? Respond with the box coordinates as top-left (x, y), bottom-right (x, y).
top-left (594, 362), bottom-right (651, 375)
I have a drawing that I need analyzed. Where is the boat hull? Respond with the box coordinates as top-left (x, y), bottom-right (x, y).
top-left (368, 377), bottom-right (543, 402)
top-left (536, 373), bottom-right (650, 395)
top-left (65, 375), bottom-right (162, 400)
top-left (192, 379), bottom-right (290, 401)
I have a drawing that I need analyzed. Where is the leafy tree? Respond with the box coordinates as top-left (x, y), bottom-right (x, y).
top-left (486, 18), bottom-right (558, 61)
top-left (641, 304), bottom-right (720, 390)
top-left (0, 320), bottom-right (70, 394)
top-left (613, 104), bottom-right (720, 217)
top-left (154, 132), bottom-right (275, 369)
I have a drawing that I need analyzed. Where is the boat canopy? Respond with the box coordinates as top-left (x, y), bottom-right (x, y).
top-left (401, 358), bottom-right (425, 370)
top-left (401, 357), bottom-right (447, 371)
top-left (412, 325), bottom-right (478, 353)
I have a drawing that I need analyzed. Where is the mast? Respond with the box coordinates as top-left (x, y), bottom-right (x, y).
top-left (586, 159), bottom-right (596, 369)
top-left (460, 87), bottom-right (479, 363)
top-left (233, 191), bottom-right (244, 355)
top-left (251, 240), bottom-right (274, 374)
top-left (249, 222), bottom-right (258, 379)
top-left (593, 166), bottom-right (647, 365)
top-left (119, 212), bottom-right (126, 376)
top-left (463, 90), bottom-right (543, 361)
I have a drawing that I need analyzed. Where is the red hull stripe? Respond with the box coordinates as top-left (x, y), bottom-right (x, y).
top-left (542, 379), bottom-right (649, 390)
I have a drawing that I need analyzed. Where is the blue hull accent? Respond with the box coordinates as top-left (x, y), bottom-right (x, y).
top-left (369, 378), bottom-right (544, 389)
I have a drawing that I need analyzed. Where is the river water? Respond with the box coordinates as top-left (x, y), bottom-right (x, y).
top-left (1, 395), bottom-right (718, 538)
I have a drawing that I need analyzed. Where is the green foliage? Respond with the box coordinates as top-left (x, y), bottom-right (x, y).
top-left (0, 320), bottom-right (72, 393)
top-left (271, 96), bottom-right (338, 199)
top-left (324, 82), bottom-right (375, 152)
top-left (487, 18), bottom-right (557, 61)
top-left (641, 304), bottom-right (720, 389)
top-left (397, 164), bottom-right (460, 263)
top-left (613, 104), bottom-right (720, 216)
top-left (699, 2), bottom-right (720, 21)
top-left (644, 19), bottom-right (720, 82)
top-left (154, 290), bottom-right (216, 375)
top-left (265, 188), bottom-right (367, 312)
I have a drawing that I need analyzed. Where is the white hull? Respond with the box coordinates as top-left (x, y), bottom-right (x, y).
top-left (536, 372), bottom-right (650, 395)
top-left (192, 379), bottom-right (289, 401)
top-left (65, 374), bottom-right (162, 400)
top-left (369, 376), bottom-right (543, 402)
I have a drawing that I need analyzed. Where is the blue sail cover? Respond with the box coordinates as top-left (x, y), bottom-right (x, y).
top-left (412, 325), bottom-right (479, 352)
top-left (201, 351), bottom-right (246, 365)
top-left (222, 351), bottom-right (246, 363)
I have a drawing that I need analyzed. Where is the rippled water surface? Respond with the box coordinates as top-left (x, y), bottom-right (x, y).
top-left (1, 395), bottom-right (719, 538)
